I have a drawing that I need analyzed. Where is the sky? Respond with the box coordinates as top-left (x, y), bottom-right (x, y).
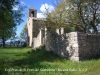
top-left (16, 0), bottom-right (55, 36)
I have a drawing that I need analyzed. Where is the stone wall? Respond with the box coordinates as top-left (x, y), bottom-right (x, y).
top-left (78, 33), bottom-right (100, 60)
top-left (46, 31), bottom-right (69, 57)
top-left (45, 31), bottom-right (100, 61)
top-left (27, 18), bottom-right (33, 46)
top-left (33, 29), bottom-right (42, 48)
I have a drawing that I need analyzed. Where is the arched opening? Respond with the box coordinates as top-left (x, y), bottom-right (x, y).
top-left (31, 11), bottom-right (34, 17)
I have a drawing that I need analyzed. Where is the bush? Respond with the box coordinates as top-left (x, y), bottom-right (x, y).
top-left (22, 42), bottom-right (27, 47)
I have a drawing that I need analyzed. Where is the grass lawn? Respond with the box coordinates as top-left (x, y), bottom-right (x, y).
top-left (0, 46), bottom-right (100, 75)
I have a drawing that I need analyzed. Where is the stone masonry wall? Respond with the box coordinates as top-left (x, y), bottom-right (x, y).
top-left (33, 29), bottom-right (42, 48)
top-left (46, 31), bottom-right (68, 57)
top-left (45, 31), bottom-right (79, 61)
top-left (45, 31), bottom-right (100, 61)
top-left (78, 33), bottom-right (100, 60)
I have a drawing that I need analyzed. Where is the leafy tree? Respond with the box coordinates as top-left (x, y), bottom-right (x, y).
top-left (0, 0), bottom-right (26, 47)
top-left (64, 0), bottom-right (100, 34)
top-left (20, 24), bottom-right (28, 43)
top-left (77, 0), bottom-right (100, 34)
top-left (9, 36), bottom-right (20, 47)
top-left (45, 0), bottom-right (76, 33)
top-left (45, 0), bottom-right (100, 34)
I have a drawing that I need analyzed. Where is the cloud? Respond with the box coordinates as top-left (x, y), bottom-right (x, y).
top-left (37, 3), bottom-right (54, 18)
top-left (20, 1), bottom-right (25, 5)
top-left (13, 5), bottom-right (19, 10)
top-left (40, 3), bottom-right (54, 13)
top-left (37, 13), bottom-right (45, 18)
top-left (13, 1), bottom-right (29, 10)
top-left (20, 1), bottom-right (30, 7)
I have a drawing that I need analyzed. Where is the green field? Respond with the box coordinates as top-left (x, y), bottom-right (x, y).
top-left (0, 47), bottom-right (100, 75)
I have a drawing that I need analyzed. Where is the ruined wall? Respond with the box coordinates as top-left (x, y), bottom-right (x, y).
top-left (78, 33), bottom-right (100, 60)
top-left (45, 32), bottom-right (100, 61)
top-left (33, 29), bottom-right (42, 48)
top-left (46, 31), bottom-right (69, 57)
top-left (27, 18), bottom-right (33, 46)
top-left (32, 19), bottom-right (45, 48)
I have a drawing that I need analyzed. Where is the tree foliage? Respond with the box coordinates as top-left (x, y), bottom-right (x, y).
top-left (0, 0), bottom-right (26, 47)
top-left (67, 0), bottom-right (100, 34)
top-left (45, 0), bottom-right (100, 34)
top-left (20, 24), bottom-right (28, 42)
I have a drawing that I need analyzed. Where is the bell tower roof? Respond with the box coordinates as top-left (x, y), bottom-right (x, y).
top-left (30, 7), bottom-right (35, 9)
top-left (28, 7), bottom-right (37, 18)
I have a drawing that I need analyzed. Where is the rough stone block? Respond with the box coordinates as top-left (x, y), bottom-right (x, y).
top-left (73, 44), bottom-right (79, 47)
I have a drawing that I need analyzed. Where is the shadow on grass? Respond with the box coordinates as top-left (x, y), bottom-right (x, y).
top-left (1, 46), bottom-right (100, 75)
top-left (12, 46), bottom-right (68, 69)
top-left (0, 46), bottom-right (68, 75)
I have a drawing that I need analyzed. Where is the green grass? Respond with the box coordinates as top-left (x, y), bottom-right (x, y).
top-left (0, 47), bottom-right (100, 75)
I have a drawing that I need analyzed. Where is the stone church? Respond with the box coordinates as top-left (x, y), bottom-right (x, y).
top-left (27, 8), bottom-right (100, 61)
top-left (27, 7), bottom-right (64, 47)
top-left (27, 7), bottom-right (46, 47)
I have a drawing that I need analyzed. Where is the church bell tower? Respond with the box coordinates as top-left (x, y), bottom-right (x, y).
top-left (28, 7), bottom-right (37, 18)
top-left (27, 7), bottom-right (37, 47)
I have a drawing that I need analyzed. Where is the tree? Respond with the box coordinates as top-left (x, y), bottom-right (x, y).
top-left (20, 24), bottom-right (28, 43)
top-left (0, 0), bottom-right (26, 47)
top-left (76, 0), bottom-right (100, 34)
top-left (45, 0), bottom-right (76, 33)
top-left (63, 0), bottom-right (100, 34)
top-left (45, 0), bottom-right (100, 34)
top-left (64, 0), bottom-right (100, 34)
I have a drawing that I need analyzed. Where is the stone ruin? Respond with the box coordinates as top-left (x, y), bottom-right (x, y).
top-left (27, 8), bottom-right (100, 61)
top-left (27, 7), bottom-right (46, 48)
top-left (46, 31), bottom-right (100, 61)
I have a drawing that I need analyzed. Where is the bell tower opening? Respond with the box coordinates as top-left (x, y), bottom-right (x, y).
top-left (28, 7), bottom-right (37, 18)
top-left (31, 11), bottom-right (34, 17)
